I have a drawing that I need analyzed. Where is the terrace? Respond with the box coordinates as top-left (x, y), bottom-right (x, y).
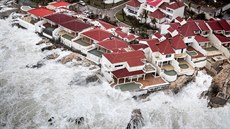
top-left (143, 63), bottom-right (156, 74)
top-left (74, 39), bottom-right (91, 47)
top-left (59, 30), bottom-right (76, 41)
top-left (162, 64), bottom-right (177, 76)
top-left (21, 15), bottom-right (39, 25)
top-left (204, 46), bottom-right (223, 57)
top-left (115, 82), bottom-right (141, 91)
top-left (178, 60), bottom-right (195, 75)
top-left (113, 74), bottom-right (168, 91)
top-left (187, 47), bottom-right (205, 58)
top-left (88, 49), bottom-right (103, 57)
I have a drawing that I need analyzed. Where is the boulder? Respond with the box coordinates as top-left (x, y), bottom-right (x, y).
top-left (204, 63), bottom-right (230, 108)
top-left (60, 53), bottom-right (80, 64)
top-left (86, 75), bottom-right (98, 83)
top-left (46, 53), bottom-right (59, 60)
top-left (26, 60), bottom-right (44, 69)
top-left (126, 109), bottom-right (144, 129)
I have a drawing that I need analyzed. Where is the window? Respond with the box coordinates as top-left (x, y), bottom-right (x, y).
top-left (115, 64), bottom-right (123, 67)
top-left (166, 54), bottom-right (171, 58)
top-left (188, 36), bottom-right (192, 39)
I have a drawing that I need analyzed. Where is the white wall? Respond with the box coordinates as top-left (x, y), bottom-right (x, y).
top-left (17, 18), bottom-right (35, 32)
top-left (35, 20), bottom-right (46, 33)
top-left (172, 7), bottom-right (185, 19)
top-left (183, 36), bottom-right (195, 44)
top-left (160, 24), bottom-right (170, 34)
top-left (208, 34), bottom-right (230, 58)
top-left (191, 40), bottom-right (207, 56)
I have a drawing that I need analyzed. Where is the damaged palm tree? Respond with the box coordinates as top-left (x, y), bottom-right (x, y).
top-left (126, 109), bottom-right (144, 129)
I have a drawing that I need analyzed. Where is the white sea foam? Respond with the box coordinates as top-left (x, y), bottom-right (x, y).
top-left (0, 14), bottom-right (230, 129)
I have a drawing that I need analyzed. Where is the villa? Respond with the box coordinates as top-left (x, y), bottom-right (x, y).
top-left (15, 0), bottom-right (230, 91)
top-left (124, 0), bottom-right (185, 26)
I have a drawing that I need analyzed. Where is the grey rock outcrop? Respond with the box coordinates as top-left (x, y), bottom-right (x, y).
top-left (126, 109), bottom-right (144, 129)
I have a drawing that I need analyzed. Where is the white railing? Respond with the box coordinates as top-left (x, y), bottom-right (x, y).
top-left (160, 71), bottom-right (177, 82)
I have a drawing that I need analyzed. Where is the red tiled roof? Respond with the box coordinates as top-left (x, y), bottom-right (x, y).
top-left (97, 20), bottom-right (116, 29)
top-left (50, 1), bottom-right (69, 7)
top-left (168, 27), bottom-right (175, 33)
top-left (206, 21), bottom-right (222, 31)
top-left (126, 34), bottom-right (136, 41)
top-left (195, 20), bottom-right (210, 31)
top-left (175, 16), bottom-right (183, 22)
top-left (148, 9), bottom-right (165, 19)
top-left (147, 0), bottom-right (162, 7)
top-left (115, 30), bottom-right (127, 38)
top-left (215, 34), bottom-right (230, 43)
top-left (167, 1), bottom-right (184, 10)
top-left (103, 50), bottom-right (145, 67)
top-left (153, 32), bottom-right (162, 39)
top-left (112, 68), bottom-right (144, 78)
top-left (159, 2), bottom-right (169, 10)
top-left (130, 44), bottom-right (148, 50)
top-left (169, 35), bottom-right (187, 49)
top-left (127, 0), bottom-right (141, 7)
top-left (28, 7), bottom-right (54, 17)
top-left (180, 21), bottom-right (200, 37)
top-left (146, 39), bottom-right (160, 52)
top-left (169, 22), bottom-right (180, 31)
top-left (44, 13), bottom-right (75, 24)
top-left (98, 38), bottom-right (128, 52)
top-left (195, 35), bottom-right (209, 43)
top-left (218, 19), bottom-right (230, 31)
top-left (81, 28), bottom-right (112, 41)
top-left (60, 19), bottom-right (92, 32)
top-left (158, 40), bottom-right (175, 54)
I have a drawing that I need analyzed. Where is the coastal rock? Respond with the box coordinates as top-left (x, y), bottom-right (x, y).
top-left (126, 109), bottom-right (144, 129)
top-left (41, 45), bottom-right (56, 52)
top-left (205, 63), bottom-right (230, 108)
top-left (46, 53), bottom-right (59, 60)
top-left (36, 38), bottom-right (49, 45)
top-left (60, 53), bottom-right (80, 64)
top-left (26, 60), bottom-right (44, 69)
top-left (170, 70), bottom-right (197, 94)
top-left (48, 117), bottom-right (55, 125)
top-left (86, 75), bottom-right (98, 83)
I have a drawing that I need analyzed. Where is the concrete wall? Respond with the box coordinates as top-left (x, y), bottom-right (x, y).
top-left (208, 34), bottom-right (230, 58)
top-left (17, 17), bottom-right (35, 31)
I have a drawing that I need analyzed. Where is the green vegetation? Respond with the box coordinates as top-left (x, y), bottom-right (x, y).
top-left (115, 10), bottom-right (132, 26)
top-left (116, 10), bottom-right (158, 38)
top-left (189, 0), bottom-right (229, 8)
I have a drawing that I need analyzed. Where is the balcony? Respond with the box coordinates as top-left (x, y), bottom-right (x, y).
top-left (74, 39), bottom-right (91, 47)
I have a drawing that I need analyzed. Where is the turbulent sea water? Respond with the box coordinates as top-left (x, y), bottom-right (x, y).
top-left (0, 12), bottom-right (230, 129)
